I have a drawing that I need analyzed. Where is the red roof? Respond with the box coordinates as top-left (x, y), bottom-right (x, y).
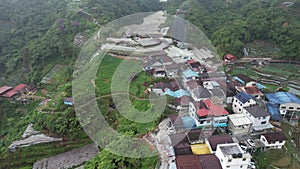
top-left (1, 84), bottom-right (26, 98)
top-left (0, 86), bottom-right (13, 94)
top-left (14, 84), bottom-right (26, 92)
top-left (187, 60), bottom-right (196, 64)
top-left (224, 54), bottom-right (236, 60)
top-left (197, 99), bottom-right (229, 117)
top-left (1, 90), bottom-right (18, 98)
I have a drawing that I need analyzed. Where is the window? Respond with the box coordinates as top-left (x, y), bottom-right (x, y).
top-left (263, 116), bottom-right (266, 119)
top-left (297, 107), bottom-right (300, 110)
top-left (234, 105), bottom-right (237, 107)
top-left (240, 165), bottom-right (243, 168)
top-left (289, 107), bottom-right (294, 110)
top-left (261, 121), bottom-right (267, 125)
top-left (242, 158), bottom-right (246, 161)
top-left (258, 117), bottom-right (261, 120)
top-left (228, 159), bottom-right (232, 162)
top-left (281, 106), bottom-right (286, 109)
top-left (239, 109), bottom-right (241, 112)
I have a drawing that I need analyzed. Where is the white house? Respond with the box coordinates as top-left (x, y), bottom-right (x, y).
top-left (265, 92), bottom-right (300, 120)
top-left (237, 86), bottom-right (264, 99)
top-left (227, 114), bottom-right (252, 135)
top-left (188, 99), bottom-right (229, 128)
top-left (232, 92), bottom-right (256, 114)
top-left (243, 106), bottom-right (273, 132)
top-left (260, 132), bottom-right (287, 149)
top-left (215, 143), bottom-right (252, 169)
top-left (235, 75), bottom-right (256, 87)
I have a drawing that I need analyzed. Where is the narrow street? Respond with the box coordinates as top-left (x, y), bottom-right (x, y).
top-left (152, 118), bottom-right (172, 169)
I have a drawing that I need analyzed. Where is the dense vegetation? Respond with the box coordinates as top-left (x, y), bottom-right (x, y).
top-left (166, 0), bottom-right (300, 59)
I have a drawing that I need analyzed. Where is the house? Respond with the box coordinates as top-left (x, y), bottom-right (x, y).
top-left (260, 132), bottom-right (287, 149)
top-left (224, 54), bottom-right (236, 62)
top-left (182, 69), bottom-right (199, 83)
top-left (224, 79), bottom-right (241, 104)
top-left (169, 114), bottom-right (184, 132)
top-left (142, 55), bottom-right (173, 71)
top-left (215, 143), bottom-right (252, 169)
top-left (175, 155), bottom-right (202, 169)
top-left (237, 86), bottom-right (263, 99)
top-left (187, 60), bottom-right (202, 72)
top-left (210, 89), bottom-right (226, 103)
top-left (164, 64), bottom-right (181, 78)
top-left (0, 84), bottom-right (26, 99)
top-left (207, 135), bottom-right (234, 153)
top-left (21, 84), bottom-right (37, 94)
top-left (266, 103), bottom-right (282, 121)
top-left (190, 86), bottom-right (211, 102)
top-left (199, 154), bottom-right (222, 169)
top-left (150, 81), bottom-right (179, 96)
top-left (135, 38), bottom-right (162, 47)
top-left (185, 80), bottom-right (199, 91)
top-left (189, 99), bottom-right (229, 128)
top-left (203, 81), bottom-right (220, 90)
top-left (150, 82), bottom-right (170, 96)
top-left (243, 106), bottom-right (273, 132)
top-left (174, 96), bottom-right (192, 110)
top-left (198, 72), bottom-right (226, 82)
top-left (170, 133), bottom-right (193, 155)
top-left (13, 84), bottom-right (26, 93)
top-left (232, 92), bottom-right (256, 114)
top-left (234, 75), bottom-right (256, 87)
top-left (64, 97), bottom-right (74, 106)
top-left (153, 66), bottom-right (166, 77)
top-left (265, 92), bottom-right (300, 121)
top-left (186, 129), bottom-right (205, 145)
top-left (165, 89), bottom-right (190, 98)
top-left (0, 86), bottom-right (13, 95)
top-left (227, 114), bottom-right (252, 135)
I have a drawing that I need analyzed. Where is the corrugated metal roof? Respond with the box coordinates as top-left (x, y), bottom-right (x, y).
top-left (235, 92), bottom-right (253, 104)
top-left (0, 86), bottom-right (13, 94)
top-left (265, 92), bottom-right (300, 104)
top-left (244, 106), bottom-right (270, 118)
top-left (176, 155), bottom-right (203, 169)
top-left (266, 103), bottom-right (282, 121)
top-left (164, 89), bottom-right (190, 98)
top-left (182, 116), bottom-right (196, 130)
top-left (256, 83), bottom-right (266, 89)
top-left (183, 69), bottom-right (199, 78)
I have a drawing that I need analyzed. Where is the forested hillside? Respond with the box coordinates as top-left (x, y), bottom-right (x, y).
top-left (0, 0), bottom-right (161, 86)
top-left (166, 0), bottom-right (300, 59)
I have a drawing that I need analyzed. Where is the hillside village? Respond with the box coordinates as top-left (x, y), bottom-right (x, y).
top-left (94, 11), bottom-right (300, 169)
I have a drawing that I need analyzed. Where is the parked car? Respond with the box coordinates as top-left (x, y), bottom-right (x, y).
top-left (247, 139), bottom-right (255, 147)
top-left (248, 161), bottom-right (256, 169)
top-left (239, 143), bottom-right (248, 152)
top-left (167, 127), bottom-right (175, 134)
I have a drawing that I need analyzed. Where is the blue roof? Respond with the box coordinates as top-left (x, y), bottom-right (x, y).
top-left (182, 116), bottom-right (196, 130)
top-left (266, 103), bottom-right (282, 121)
top-left (265, 92), bottom-right (300, 104)
top-left (233, 76), bottom-right (245, 85)
top-left (164, 89), bottom-right (190, 98)
top-left (256, 83), bottom-right (266, 89)
top-left (235, 92), bottom-right (253, 104)
top-left (183, 69), bottom-right (199, 78)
